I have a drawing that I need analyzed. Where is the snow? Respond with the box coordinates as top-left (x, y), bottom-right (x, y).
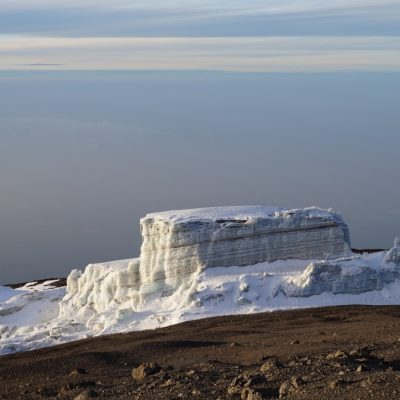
top-left (0, 206), bottom-right (397, 356)
top-left (143, 205), bottom-right (282, 223)
top-left (385, 237), bottom-right (400, 264)
top-left (142, 205), bottom-right (337, 223)
top-left (0, 286), bottom-right (19, 303)
top-left (1, 251), bottom-right (400, 356)
top-left (17, 279), bottom-right (62, 291)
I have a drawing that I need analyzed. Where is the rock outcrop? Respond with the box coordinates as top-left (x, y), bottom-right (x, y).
top-left (139, 206), bottom-right (351, 287)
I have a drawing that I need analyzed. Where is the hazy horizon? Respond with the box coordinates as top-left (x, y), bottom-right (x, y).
top-left (1, 70), bottom-right (399, 283)
top-left (1, 1), bottom-right (399, 283)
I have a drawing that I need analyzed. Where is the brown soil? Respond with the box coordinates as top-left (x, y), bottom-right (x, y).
top-left (1, 305), bottom-right (400, 399)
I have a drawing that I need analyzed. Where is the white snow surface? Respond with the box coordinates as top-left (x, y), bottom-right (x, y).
top-left (142, 205), bottom-right (336, 223)
top-left (0, 286), bottom-right (19, 303)
top-left (2, 251), bottom-right (400, 356)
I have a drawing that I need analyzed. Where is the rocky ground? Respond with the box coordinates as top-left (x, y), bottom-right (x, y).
top-left (1, 305), bottom-right (400, 399)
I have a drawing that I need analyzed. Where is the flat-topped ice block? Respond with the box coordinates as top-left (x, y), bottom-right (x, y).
top-left (139, 206), bottom-right (352, 285)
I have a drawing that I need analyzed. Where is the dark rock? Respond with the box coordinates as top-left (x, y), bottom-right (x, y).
top-left (329, 379), bottom-right (345, 389)
top-left (70, 368), bottom-right (87, 376)
top-left (260, 358), bottom-right (282, 373)
top-left (74, 389), bottom-right (98, 400)
top-left (290, 376), bottom-right (304, 389)
top-left (244, 374), bottom-right (266, 387)
top-left (326, 350), bottom-right (348, 360)
top-left (228, 374), bottom-right (248, 395)
top-left (279, 376), bottom-right (303, 398)
top-left (279, 381), bottom-right (294, 398)
top-left (241, 387), bottom-right (264, 400)
top-left (132, 363), bottom-right (162, 381)
top-left (356, 365), bottom-right (367, 373)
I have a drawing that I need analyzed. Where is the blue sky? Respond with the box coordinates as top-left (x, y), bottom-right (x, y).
top-left (0, 2), bottom-right (399, 282)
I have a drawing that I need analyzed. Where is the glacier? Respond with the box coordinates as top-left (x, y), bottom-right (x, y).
top-left (0, 206), bottom-right (399, 355)
top-left (62, 206), bottom-right (352, 314)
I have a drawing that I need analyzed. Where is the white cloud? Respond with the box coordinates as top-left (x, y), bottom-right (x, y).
top-left (1, 36), bottom-right (400, 72)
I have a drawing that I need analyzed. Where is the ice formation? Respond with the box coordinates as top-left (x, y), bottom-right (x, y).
top-left (62, 206), bottom-right (351, 314)
top-left (385, 237), bottom-right (400, 264)
top-left (1, 206), bottom-right (399, 355)
top-left (139, 206), bottom-right (351, 288)
top-left (280, 253), bottom-right (400, 297)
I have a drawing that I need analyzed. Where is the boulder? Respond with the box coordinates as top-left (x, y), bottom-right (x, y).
top-left (132, 363), bottom-right (162, 381)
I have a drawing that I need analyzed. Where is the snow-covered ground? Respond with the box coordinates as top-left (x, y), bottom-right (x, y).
top-left (1, 250), bottom-right (400, 356)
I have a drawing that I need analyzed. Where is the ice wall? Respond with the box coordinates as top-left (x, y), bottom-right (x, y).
top-left (139, 206), bottom-right (352, 287)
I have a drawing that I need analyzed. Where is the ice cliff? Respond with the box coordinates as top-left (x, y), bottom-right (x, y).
top-left (139, 206), bottom-right (351, 288)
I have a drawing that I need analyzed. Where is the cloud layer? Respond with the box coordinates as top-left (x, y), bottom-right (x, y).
top-left (1, 36), bottom-right (400, 72)
top-left (1, 0), bottom-right (398, 14)
top-left (1, 1), bottom-right (399, 72)
top-left (0, 0), bottom-right (399, 36)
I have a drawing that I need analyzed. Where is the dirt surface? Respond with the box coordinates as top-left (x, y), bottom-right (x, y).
top-left (1, 305), bottom-right (400, 399)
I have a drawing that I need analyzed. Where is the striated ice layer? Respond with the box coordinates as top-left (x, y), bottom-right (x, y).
top-left (139, 206), bottom-right (352, 287)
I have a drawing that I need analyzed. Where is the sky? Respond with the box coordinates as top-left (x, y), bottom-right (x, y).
top-left (1, 1), bottom-right (400, 72)
top-left (0, 1), bottom-right (399, 283)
